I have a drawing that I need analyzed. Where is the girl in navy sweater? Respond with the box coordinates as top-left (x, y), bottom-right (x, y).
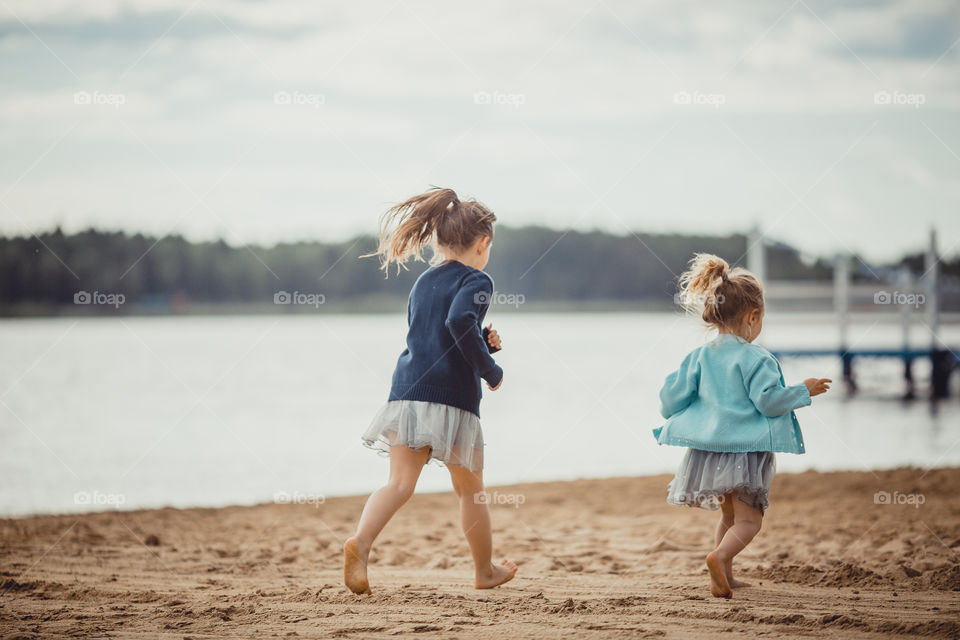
top-left (344, 187), bottom-right (516, 594)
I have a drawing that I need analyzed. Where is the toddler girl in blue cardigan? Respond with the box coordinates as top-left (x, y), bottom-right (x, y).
top-left (344, 187), bottom-right (516, 595)
top-left (653, 254), bottom-right (831, 598)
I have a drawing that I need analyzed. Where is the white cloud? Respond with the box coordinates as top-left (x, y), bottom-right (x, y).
top-left (0, 0), bottom-right (958, 260)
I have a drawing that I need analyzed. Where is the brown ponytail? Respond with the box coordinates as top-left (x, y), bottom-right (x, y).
top-left (367, 187), bottom-right (496, 275)
top-left (677, 253), bottom-right (764, 329)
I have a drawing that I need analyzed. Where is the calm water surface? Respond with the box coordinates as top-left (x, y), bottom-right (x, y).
top-left (1, 312), bottom-right (957, 516)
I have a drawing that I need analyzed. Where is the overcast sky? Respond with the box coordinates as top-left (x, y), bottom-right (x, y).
top-left (1, 0), bottom-right (959, 261)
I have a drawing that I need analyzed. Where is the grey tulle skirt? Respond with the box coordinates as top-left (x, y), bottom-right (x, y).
top-left (362, 400), bottom-right (484, 471)
top-left (667, 449), bottom-right (776, 514)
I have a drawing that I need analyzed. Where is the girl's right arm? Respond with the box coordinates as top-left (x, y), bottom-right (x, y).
top-left (445, 273), bottom-right (504, 390)
top-left (659, 350), bottom-right (700, 419)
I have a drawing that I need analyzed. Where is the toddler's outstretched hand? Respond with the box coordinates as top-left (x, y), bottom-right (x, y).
top-left (804, 378), bottom-right (832, 396)
top-left (488, 375), bottom-right (503, 391)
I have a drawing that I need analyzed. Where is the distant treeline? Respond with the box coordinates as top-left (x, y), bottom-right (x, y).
top-left (0, 225), bottom-right (930, 313)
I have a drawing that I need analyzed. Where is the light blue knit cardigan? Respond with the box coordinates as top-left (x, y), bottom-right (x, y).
top-left (652, 333), bottom-right (809, 454)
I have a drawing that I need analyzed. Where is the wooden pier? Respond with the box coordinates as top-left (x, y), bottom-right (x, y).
top-left (754, 227), bottom-right (958, 399)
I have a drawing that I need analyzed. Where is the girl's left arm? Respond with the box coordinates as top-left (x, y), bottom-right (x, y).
top-left (445, 273), bottom-right (504, 389)
top-left (659, 350), bottom-right (700, 419)
top-left (745, 355), bottom-right (811, 417)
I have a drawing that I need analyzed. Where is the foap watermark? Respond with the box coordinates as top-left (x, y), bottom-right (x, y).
top-left (273, 490), bottom-right (326, 507)
top-left (74, 290), bottom-right (125, 308)
top-left (874, 490), bottom-right (925, 508)
top-left (474, 290), bottom-right (525, 308)
top-left (474, 490), bottom-right (525, 508)
top-left (473, 90), bottom-right (526, 108)
top-left (671, 492), bottom-right (726, 509)
top-left (74, 90), bottom-right (126, 109)
top-left (274, 290), bottom-right (326, 308)
top-left (673, 291), bottom-right (725, 308)
top-left (274, 90), bottom-right (325, 108)
top-left (74, 490), bottom-right (126, 508)
top-left (673, 90), bottom-right (725, 109)
top-left (874, 290), bottom-right (925, 308)
top-left (873, 90), bottom-right (925, 109)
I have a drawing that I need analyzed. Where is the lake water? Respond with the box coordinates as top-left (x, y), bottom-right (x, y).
top-left (1, 312), bottom-right (958, 516)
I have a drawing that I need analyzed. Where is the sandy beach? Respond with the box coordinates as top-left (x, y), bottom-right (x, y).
top-left (1, 466), bottom-right (958, 639)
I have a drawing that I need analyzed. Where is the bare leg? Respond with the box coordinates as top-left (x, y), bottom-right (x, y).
top-left (715, 495), bottom-right (751, 588)
top-left (344, 444), bottom-right (430, 594)
top-left (447, 464), bottom-right (517, 589)
top-left (707, 491), bottom-right (762, 598)
top-left (714, 494), bottom-right (734, 548)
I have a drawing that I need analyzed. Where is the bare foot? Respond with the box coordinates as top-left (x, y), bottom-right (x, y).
top-left (475, 558), bottom-right (518, 589)
top-left (343, 537), bottom-right (371, 595)
top-left (725, 558), bottom-right (752, 588)
top-left (706, 551), bottom-right (732, 598)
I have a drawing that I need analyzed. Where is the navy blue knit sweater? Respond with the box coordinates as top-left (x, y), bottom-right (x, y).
top-left (388, 261), bottom-right (504, 417)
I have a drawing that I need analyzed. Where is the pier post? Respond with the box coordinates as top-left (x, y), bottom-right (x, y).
top-left (904, 357), bottom-right (916, 400)
top-left (924, 228), bottom-right (940, 351)
top-left (747, 224), bottom-right (767, 282)
top-left (899, 266), bottom-right (915, 399)
top-left (834, 254), bottom-right (855, 391)
top-left (925, 229), bottom-right (950, 398)
top-left (931, 351), bottom-right (953, 399)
